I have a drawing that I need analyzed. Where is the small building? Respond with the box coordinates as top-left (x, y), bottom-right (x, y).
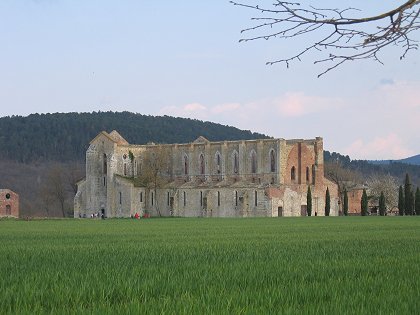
top-left (0, 189), bottom-right (19, 218)
top-left (346, 184), bottom-right (368, 215)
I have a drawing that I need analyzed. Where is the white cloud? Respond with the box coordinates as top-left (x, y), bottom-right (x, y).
top-left (156, 82), bottom-right (419, 160)
top-left (344, 134), bottom-right (415, 160)
top-left (274, 92), bottom-right (342, 117)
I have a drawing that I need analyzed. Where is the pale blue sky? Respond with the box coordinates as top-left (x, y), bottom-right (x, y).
top-left (1, 1), bottom-right (419, 159)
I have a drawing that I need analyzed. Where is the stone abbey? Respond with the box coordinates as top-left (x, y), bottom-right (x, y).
top-left (74, 131), bottom-right (339, 218)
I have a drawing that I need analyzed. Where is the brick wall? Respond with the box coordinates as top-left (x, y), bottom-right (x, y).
top-left (0, 189), bottom-right (19, 218)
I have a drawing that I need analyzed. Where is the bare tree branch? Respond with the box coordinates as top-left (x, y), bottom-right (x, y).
top-left (231, 0), bottom-right (420, 76)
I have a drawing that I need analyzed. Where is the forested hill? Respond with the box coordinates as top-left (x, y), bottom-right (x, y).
top-left (0, 112), bottom-right (268, 163)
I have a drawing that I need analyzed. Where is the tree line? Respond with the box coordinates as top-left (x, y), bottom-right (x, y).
top-left (0, 112), bottom-right (267, 163)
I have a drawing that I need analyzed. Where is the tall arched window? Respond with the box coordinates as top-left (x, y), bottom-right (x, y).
top-left (233, 151), bottom-right (239, 174)
top-left (270, 150), bottom-right (276, 173)
top-left (291, 166), bottom-right (296, 181)
top-left (103, 154), bottom-right (107, 174)
top-left (251, 150), bottom-right (257, 174)
top-left (184, 155), bottom-right (189, 175)
top-left (215, 152), bottom-right (221, 174)
top-left (6, 205), bottom-right (11, 215)
top-left (312, 165), bottom-right (316, 185)
top-left (306, 166), bottom-right (310, 182)
top-left (200, 154), bottom-right (205, 175)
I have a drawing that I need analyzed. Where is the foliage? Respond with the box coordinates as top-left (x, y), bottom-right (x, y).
top-left (361, 189), bottom-right (369, 216)
top-left (0, 112), bottom-right (268, 163)
top-left (0, 218), bottom-right (419, 314)
top-left (367, 174), bottom-right (399, 211)
top-left (379, 192), bottom-right (386, 216)
top-left (325, 187), bottom-right (330, 216)
top-left (405, 173), bottom-right (412, 215)
top-left (324, 151), bottom-right (420, 189)
top-left (324, 160), bottom-right (361, 209)
top-left (409, 191), bottom-right (415, 215)
top-left (306, 186), bottom-right (312, 216)
top-left (416, 187), bottom-right (420, 215)
top-left (399, 186), bottom-right (405, 216)
top-left (128, 150), bottom-right (134, 163)
top-left (343, 189), bottom-right (348, 216)
top-left (138, 146), bottom-right (171, 216)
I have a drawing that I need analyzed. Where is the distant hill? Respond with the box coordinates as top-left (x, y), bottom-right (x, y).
top-left (368, 154), bottom-right (420, 166)
top-left (325, 151), bottom-right (420, 187)
top-left (399, 154), bottom-right (420, 165)
top-left (0, 112), bottom-right (268, 163)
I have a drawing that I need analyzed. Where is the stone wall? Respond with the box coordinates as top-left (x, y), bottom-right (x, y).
top-left (75, 131), bottom-right (339, 218)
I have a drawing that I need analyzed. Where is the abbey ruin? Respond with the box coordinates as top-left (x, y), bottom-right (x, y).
top-left (74, 131), bottom-right (339, 218)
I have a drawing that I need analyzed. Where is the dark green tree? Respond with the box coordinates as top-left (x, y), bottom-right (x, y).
top-left (398, 186), bottom-right (405, 216)
top-left (361, 189), bottom-right (368, 216)
top-left (404, 173), bottom-right (412, 215)
top-left (409, 190), bottom-right (415, 215)
top-left (306, 186), bottom-right (312, 216)
top-left (415, 187), bottom-right (420, 216)
top-left (379, 191), bottom-right (386, 216)
top-left (325, 187), bottom-right (330, 216)
top-left (343, 189), bottom-right (348, 216)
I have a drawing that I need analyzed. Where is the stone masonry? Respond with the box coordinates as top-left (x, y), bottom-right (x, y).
top-left (74, 131), bottom-right (339, 218)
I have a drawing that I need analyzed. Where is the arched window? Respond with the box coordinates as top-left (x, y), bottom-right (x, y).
top-left (270, 150), bottom-right (276, 173)
top-left (6, 205), bottom-right (11, 215)
top-left (103, 154), bottom-right (107, 175)
top-left (123, 163), bottom-right (127, 176)
top-left (306, 166), bottom-right (310, 182)
top-left (215, 152), bottom-right (221, 174)
top-left (200, 154), bottom-right (205, 175)
top-left (217, 191), bottom-right (221, 207)
top-left (251, 150), bottom-right (257, 174)
top-left (312, 165), bottom-right (316, 185)
top-left (291, 166), bottom-right (296, 181)
top-left (254, 191), bottom-right (258, 207)
top-left (233, 151), bottom-right (239, 174)
top-left (184, 155), bottom-right (189, 175)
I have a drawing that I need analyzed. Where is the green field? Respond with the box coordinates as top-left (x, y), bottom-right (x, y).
top-left (1, 217), bottom-right (419, 314)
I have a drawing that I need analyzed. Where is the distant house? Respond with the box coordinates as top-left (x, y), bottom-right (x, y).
top-left (346, 185), bottom-right (367, 215)
top-left (0, 189), bottom-right (19, 218)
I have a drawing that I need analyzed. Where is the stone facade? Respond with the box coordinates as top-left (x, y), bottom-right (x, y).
top-left (74, 131), bottom-right (339, 218)
top-left (0, 189), bottom-right (19, 218)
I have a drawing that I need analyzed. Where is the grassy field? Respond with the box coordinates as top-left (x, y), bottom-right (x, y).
top-left (0, 217), bottom-right (419, 314)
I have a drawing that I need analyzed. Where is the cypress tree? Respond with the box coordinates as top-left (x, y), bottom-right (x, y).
top-left (343, 189), bottom-right (349, 216)
top-left (325, 187), bottom-right (330, 216)
top-left (415, 187), bottom-right (420, 216)
top-left (409, 190), bottom-right (415, 215)
top-left (379, 191), bottom-right (386, 216)
top-left (361, 189), bottom-right (368, 216)
top-left (398, 186), bottom-right (405, 216)
top-left (306, 186), bottom-right (312, 216)
top-left (404, 173), bottom-right (411, 215)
